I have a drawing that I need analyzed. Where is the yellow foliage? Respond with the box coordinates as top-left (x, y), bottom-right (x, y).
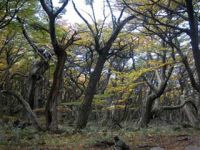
top-left (104, 105), bottom-right (125, 111)
top-left (93, 99), bottom-right (107, 105)
top-left (78, 74), bottom-right (86, 84)
top-left (0, 115), bottom-right (17, 123)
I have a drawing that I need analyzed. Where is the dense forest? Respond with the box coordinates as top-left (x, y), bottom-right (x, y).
top-left (0, 0), bottom-right (200, 149)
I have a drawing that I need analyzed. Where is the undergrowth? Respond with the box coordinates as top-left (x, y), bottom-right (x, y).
top-left (0, 122), bottom-right (200, 149)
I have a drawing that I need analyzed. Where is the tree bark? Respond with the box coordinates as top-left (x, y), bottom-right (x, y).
top-left (28, 78), bottom-right (36, 109)
top-left (76, 55), bottom-right (107, 129)
top-left (139, 93), bottom-right (160, 128)
top-left (27, 61), bottom-right (49, 109)
top-left (180, 95), bottom-right (199, 127)
top-left (45, 52), bottom-right (66, 131)
top-left (98, 68), bottom-right (111, 94)
top-left (172, 38), bottom-right (200, 92)
top-left (139, 77), bottom-right (170, 128)
top-left (185, 0), bottom-right (200, 86)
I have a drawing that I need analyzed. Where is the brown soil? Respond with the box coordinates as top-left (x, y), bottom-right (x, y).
top-left (89, 134), bottom-right (200, 150)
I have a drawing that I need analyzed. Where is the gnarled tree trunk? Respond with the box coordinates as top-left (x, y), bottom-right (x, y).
top-left (27, 61), bottom-right (49, 109)
top-left (76, 55), bottom-right (106, 129)
top-left (45, 53), bottom-right (66, 131)
top-left (139, 67), bottom-right (173, 128)
top-left (139, 93), bottom-right (161, 128)
top-left (185, 0), bottom-right (200, 86)
top-left (180, 94), bottom-right (199, 127)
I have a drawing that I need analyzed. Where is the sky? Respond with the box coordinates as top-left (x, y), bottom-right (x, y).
top-left (54, 0), bottom-right (106, 24)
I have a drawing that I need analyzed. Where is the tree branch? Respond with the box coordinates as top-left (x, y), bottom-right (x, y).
top-left (54, 0), bottom-right (69, 17)
top-left (1, 90), bottom-right (44, 131)
top-left (72, 1), bottom-right (96, 39)
top-left (162, 100), bottom-right (193, 111)
top-left (40, 0), bottom-right (52, 17)
top-left (17, 17), bottom-right (39, 52)
top-left (102, 15), bottom-right (135, 53)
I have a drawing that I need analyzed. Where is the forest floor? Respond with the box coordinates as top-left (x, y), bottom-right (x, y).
top-left (0, 122), bottom-right (200, 150)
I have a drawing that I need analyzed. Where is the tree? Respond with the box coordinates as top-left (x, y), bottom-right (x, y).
top-left (0, 20), bottom-right (44, 130)
top-left (0, 0), bottom-right (25, 29)
top-left (73, 0), bottom-right (135, 129)
top-left (120, 0), bottom-right (200, 127)
top-left (40, 0), bottom-right (78, 131)
top-left (106, 35), bottom-right (175, 127)
top-left (122, 0), bottom-right (200, 92)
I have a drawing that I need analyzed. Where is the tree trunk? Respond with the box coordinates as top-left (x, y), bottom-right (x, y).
top-left (76, 55), bottom-right (106, 129)
top-left (27, 61), bottom-right (49, 109)
top-left (45, 53), bottom-right (66, 131)
top-left (34, 81), bottom-right (42, 108)
top-left (180, 95), bottom-right (199, 127)
top-left (139, 80), bottom-right (169, 128)
top-left (185, 0), bottom-right (200, 85)
top-left (2, 90), bottom-right (43, 130)
top-left (173, 38), bottom-right (200, 92)
top-left (98, 68), bottom-right (111, 94)
top-left (28, 79), bottom-right (36, 109)
top-left (139, 93), bottom-right (157, 128)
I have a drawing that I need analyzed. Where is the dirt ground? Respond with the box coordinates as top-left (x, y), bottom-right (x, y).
top-left (89, 131), bottom-right (200, 150)
top-left (127, 134), bottom-right (200, 150)
top-left (1, 125), bottom-right (200, 150)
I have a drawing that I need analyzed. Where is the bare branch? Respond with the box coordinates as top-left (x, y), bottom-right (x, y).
top-left (54, 0), bottom-right (69, 17)
top-left (17, 17), bottom-right (51, 61)
top-left (122, 0), bottom-right (190, 34)
top-left (102, 15), bottom-right (135, 53)
top-left (117, 6), bottom-right (126, 23)
top-left (72, 1), bottom-right (101, 52)
top-left (63, 31), bottom-right (80, 50)
top-left (0, 0), bottom-right (25, 29)
top-left (162, 100), bottom-right (197, 112)
top-left (142, 76), bottom-right (158, 93)
top-left (106, 0), bottom-right (117, 29)
top-left (40, 0), bottom-right (52, 17)
top-left (72, 1), bottom-right (95, 37)
top-left (17, 17), bottom-right (39, 52)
